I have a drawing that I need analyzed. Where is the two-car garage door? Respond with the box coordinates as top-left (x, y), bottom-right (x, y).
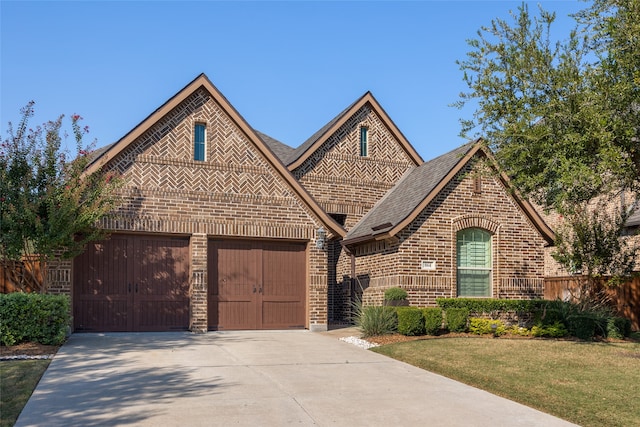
top-left (74, 235), bottom-right (307, 332)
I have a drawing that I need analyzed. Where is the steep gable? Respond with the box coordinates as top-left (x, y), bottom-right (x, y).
top-left (289, 93), bottom-right (423, 229)
top-left (86, 74), bottom-right (344, 239)
top-left (343, 142), bottom-right (554, 246)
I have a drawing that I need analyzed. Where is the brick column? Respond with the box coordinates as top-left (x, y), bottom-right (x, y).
top-left (190, 233), bottom-right (208, 333)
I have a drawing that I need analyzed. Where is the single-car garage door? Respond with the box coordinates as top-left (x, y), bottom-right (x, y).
top-left (208, 239), bottom-right (306, 330)
top-left (73, 234), bottom-right (190, 332)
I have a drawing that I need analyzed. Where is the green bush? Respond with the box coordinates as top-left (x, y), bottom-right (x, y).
top-left (436, 298), bottom-right (546, 313)
top-left (607, 317), bottom-right (631, 339)
top-left (567, 314), bottom-right (597, 341)
top-left (469, 318), bottom-right (506, 336)
top-left (356, 305), bottom-right (398, 337)
top-left (530, 321), bottom-right (568, 338)
top-left (507, 326), bottom-right (531, 336)
top-left (0, 293), bottom-right (70, 346)
top-left (397, 307), bottom-right (425, 336)
top-left (445, 308), bottom-right (469, 332)
top-left (384, 287), bottom-right (408, 301)
top-left (423, 307), bottom-right (443, 335)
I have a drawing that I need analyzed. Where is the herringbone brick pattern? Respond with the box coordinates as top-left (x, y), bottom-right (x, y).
top-left (293, 105), bottom-right (416, 188)
top-left (290, 104), bottom-right (419, 322)
top-left (97, 87), bottom-right (330, 330)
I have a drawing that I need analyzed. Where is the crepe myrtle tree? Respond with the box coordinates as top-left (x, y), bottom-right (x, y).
top-left (455, 0), bottom-right (639, 308)
top-left (0, 101), bottom-right (121, 292)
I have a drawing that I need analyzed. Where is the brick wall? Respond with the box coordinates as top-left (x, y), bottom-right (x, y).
top-left (291, 104), bottom-right (419, 322)
top-left (67, 87), bottom-right (330, 331)
top-left (354, 157), bottom-right (548, 307)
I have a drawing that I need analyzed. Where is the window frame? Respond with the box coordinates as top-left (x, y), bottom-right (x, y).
top-left (359, 126), bottom-right (368, 157)
top-left (194, 122), bottom-right (206, 162)
top-left (456, 228), bottom-right (492, 297)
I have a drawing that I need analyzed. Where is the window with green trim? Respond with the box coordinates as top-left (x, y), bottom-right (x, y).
top-left (194, 123), bottom-right (206, 161)
top-left (456, 228), bottom-right (492, 297)
top-left (359, 127), bottom-right (368, 157)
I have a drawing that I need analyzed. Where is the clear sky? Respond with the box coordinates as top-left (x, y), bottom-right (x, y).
top-left (1, 0), bottom-right (585, 161)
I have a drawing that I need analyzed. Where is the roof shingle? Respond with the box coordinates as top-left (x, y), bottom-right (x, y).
top-left (345, 143), bottom-right (475, 242)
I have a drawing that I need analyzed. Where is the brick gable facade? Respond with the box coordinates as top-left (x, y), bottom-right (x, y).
top-left (347, 153), bottom-right (549, 308)
top-left (291, 103), bottom-right (419, 322)
top-left (51, 74), bottom-right (554, 332)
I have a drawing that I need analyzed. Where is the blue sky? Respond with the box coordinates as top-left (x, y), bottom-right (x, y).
top-left (1, 0), bottom-right (584, 161)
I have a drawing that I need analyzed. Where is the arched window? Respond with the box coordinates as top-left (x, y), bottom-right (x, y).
top-left (456, 228), bottom-right (492, 297)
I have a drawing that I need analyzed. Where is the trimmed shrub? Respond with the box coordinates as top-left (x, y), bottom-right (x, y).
top-left (534, 308), bottom-right (566, 326)
top-left (530, 321), bottom-right (568, 338)
top-left (607, 317), bottom-right (631, 339)
top-left (469, 318), bottom-right (506, 336)
top-left (436, 298), bottom-right (546, 313)
top-left (384, 287), bottom-right (408, 301)
top-left (0, 293), bottom-right (70, 346)
top-left (423, 307), bottom-right (443, 335)
top-left (356, 306), bottom-right (398, 337)
top-left (445, 308), bottom-right (469, 332)
top-left (567, 314), bottom-right (597, 341)
top-left (397, 307), bottom-right (425, 336)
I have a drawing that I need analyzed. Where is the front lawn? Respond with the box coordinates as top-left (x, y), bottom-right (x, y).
top-left (373, 338), bottom-right (640, 427)
top-left (0, 360), bottom-right (50, 427)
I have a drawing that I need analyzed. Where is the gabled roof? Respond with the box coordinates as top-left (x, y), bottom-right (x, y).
top-left (255, 131), bottom-right (295, 164)
top-left (84, 73), bottom-right (346, 238)
top-left (286, 92), bottom-right (424, 170)
top-left (343, 141), bottom-right (555, 246)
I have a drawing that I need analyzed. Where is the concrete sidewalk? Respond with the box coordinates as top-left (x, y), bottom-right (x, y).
top-left (16, 330), bottom-right (577, 426)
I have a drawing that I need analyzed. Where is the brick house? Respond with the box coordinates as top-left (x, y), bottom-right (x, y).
top-left (63, 73), bottom-right (555, 332)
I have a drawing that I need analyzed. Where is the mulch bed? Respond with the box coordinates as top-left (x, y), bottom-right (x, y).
top-left (365, 331), bottom-right (638, 346)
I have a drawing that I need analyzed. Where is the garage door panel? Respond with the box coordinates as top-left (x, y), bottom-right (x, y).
top-left (208, 239), bottom-right (306, 330)
top-left (217, 301), bottom-right (257, 330)
top-left (74, 235), bottom-right (190, 332)
top-left (262, 301), bottom-right (304, 329)
top-left (75, 299), bottom-right (130, 332)
top-left (136, 301), bottom-right (190, 331)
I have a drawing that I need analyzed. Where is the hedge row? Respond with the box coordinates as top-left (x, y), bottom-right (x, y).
top-left (436, 298), bottom-right (547, 313)
top-left (0, 293), bottom-right (70, 346)
top-left (395, 307), bottom-right (468, 336)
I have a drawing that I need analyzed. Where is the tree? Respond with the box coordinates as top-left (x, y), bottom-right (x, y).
top-left (455, 0), bottom-right (639, 307)
top-left (0, 102), bottom-right (121, 292)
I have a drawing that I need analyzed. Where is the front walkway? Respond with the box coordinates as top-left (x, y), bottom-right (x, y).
top-left (16, 330), bottom-right (577, 426)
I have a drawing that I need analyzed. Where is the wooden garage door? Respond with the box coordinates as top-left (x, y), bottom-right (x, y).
top-left (73, 235), bottom-right (190, 332)
top-left (208, 240), bottom-right (306, 330)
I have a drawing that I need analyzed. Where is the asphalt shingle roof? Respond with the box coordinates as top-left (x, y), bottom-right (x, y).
top-left (284, 94), bottom-right (367, 166)
top-left (345, 143), bottom-right (475, 241)
top-left (255, 131), bottom-right (295, 164)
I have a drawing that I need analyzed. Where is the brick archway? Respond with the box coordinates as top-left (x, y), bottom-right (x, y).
top-left (452, 215), bottom-right (500, 234)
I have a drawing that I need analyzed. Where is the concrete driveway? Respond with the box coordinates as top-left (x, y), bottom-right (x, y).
top-left (16, 330), bottom-right (577, 426)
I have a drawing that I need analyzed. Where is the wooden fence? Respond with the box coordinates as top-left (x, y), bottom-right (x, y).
top-left (544, 276), bottom-right (640, 331)
top-left (0, 259), bottom-right (42, 293)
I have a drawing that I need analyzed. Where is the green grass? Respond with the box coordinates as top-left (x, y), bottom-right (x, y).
top-left (0, 360), bottom-right (50, 427)
top-left (373, 338), bottom-right (640, 427)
